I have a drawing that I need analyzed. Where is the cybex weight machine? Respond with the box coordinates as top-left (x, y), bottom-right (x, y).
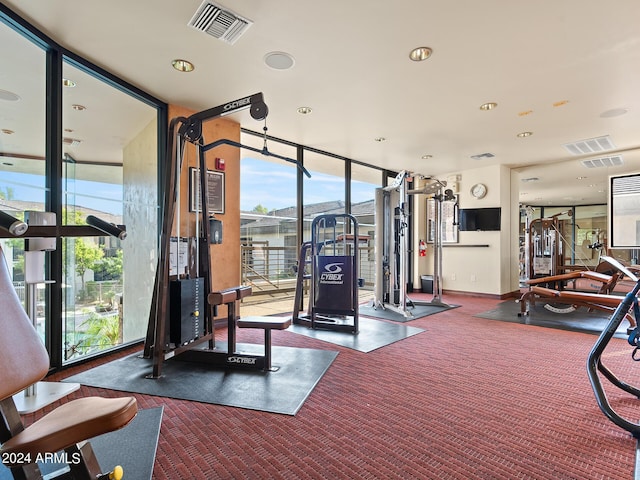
top-left (525, 210), bottom-right (572, 280)
top-left (292, 214), bottom-right (360, 334)
top-left (143, 93), bottom-right (309, 378)
top-left (373, 171), bottom-right (453, 318)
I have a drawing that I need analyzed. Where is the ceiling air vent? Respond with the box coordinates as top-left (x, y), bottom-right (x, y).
top-left (562, 135), bottom-right (615, 156)
top-left (580, 155), bottom-right (624, 169)
top-left (470, 152), bottom-right (495, 160)
top-left (63, 137), bottom-right (82, 146)
top-left (188, 1), bottom-right (253, 45)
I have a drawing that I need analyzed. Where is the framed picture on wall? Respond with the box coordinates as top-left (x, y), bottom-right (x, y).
top-left (189, 167), bottom-right (225, 214)
top-left (426, 196), bottom-right (459, 243)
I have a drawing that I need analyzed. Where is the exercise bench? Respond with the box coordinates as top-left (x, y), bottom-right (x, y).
top-left (237, 314), bottom-right (291, 371)
top-left (198, 285), bottom-right (290, 371)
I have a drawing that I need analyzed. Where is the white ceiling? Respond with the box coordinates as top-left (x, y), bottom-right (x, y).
top-left (2, 0), bottom-right (640, 206)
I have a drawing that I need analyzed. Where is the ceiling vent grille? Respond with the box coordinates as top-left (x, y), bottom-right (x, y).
top-left (63, 137), bottom-right (82, 146)
top-left (470, 152), bottom-right (495, 160)
top-left (580, 155), bottom-right (624, 169)
top-left (562, 135), bottom-right (615, 156)
top-left (188, 1), bottom-right (253, 45)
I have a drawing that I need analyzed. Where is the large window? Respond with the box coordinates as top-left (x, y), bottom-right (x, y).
top-left (240, 133), bottom-right (298, 300)
top-left (0, 20), bottom-right (48, 343)
top-left (60, 59), bottom-right (159, 362)
top-left (0, 21), bottom-right (46, 208)
top-left (350, 163), bottom-right (381, 290)
top-left (239, 132), bottom-right (385, 311)
top-left (610, 173), bottom-right (640, 248)
top-left (303, 152), bottom-right (346, 242)
top-left (0, 7), bottom-right (164, 368)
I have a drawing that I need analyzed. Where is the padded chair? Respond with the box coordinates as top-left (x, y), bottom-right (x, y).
top-left (0, 245), bottom-right (138, 480)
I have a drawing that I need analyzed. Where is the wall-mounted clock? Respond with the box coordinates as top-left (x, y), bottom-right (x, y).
top-left (470, 183), bottom-right (487, 199)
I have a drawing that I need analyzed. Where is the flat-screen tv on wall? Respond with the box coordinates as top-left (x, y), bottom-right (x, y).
top-left (458, 207), bottom-right (501, 231)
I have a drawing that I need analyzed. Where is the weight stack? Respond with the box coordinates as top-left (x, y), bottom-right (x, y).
top-left (169, 278), bottom-right (204, 345)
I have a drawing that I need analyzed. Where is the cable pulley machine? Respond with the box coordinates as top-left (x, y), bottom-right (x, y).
top-left (407, 175), bottom-right (456, 307)
top-left (143, 92), bottom-right (309, 378)
top-left (373, 171), bottom-right (453, 318)
top-left (373, 171), bottom-right (411, 317)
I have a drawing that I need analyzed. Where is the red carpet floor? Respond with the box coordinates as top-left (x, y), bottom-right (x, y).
top-left (38, 293), bottom-right (640, 479)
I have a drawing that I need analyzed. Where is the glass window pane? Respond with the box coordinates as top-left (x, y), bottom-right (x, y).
top-left (303, 152), bottom-right (345, 241)
top-left (0, 21), bottom-right (47, 209)
top-left (63, 235), bottom-right (123, 360)
top-left (351, 163), bottom-right (382, 293)
top-left (61, 60), bottom-right (158, 362)
top-left (541, 207), bottom-right (574, 267)
top-left (0, 22), bottom-right (47, 344)
top-left (240, 132), bottom-right (298, 312)
top-left (574, 205), bottom-right (607, 267)
top-left (611, 174), bottom-right (640, 249)
top-left (0, 238), bottom-right (45, 339)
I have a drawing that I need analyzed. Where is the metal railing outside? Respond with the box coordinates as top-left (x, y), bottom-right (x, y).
top-left (241, 244), bottom-right (374, 296)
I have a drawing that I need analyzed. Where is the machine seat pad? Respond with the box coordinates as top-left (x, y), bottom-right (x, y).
top-left (526, 271), bottom-right (612, 286)
top-left (549, 290), bottom-right (624, 306)
top-left (530, 286), bottom-right (560, 297)
top-left (237, 316), bottom-right (291, 330)
top-left (0, 396), bottom-right (137, 463)
top-left (530, 286), bottom-right (624, 306)
top-left (235, 286), bottom-right (253, 299)
top-left (208, 289), bottom-right (238, 306)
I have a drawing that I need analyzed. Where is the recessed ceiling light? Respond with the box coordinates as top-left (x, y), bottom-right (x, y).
top-left (421, 154), bottom-right (433, 160)
top-left (62, 78), bottom-right (76, 87)
top-left (552, 100), bottom-right (569, 107)
top-left (297, 106), bottom-right (312, 115)
top-left (374, 137), bottom-right (386, 142)
top-left (0, 89), bottom-right (20, 102)
top-left (576, 176), bottom-right (587, 180)
top-left (409, 47), bottom-right (432, 62)
top-left (518, 110), bottom-right (533, 116)
top-left (517, 131), bottom-right (533, 138)
top-left (600, 108), bottom-right (628, 118)
top-left (264, 51), bottom-right (295, 70)
top-left (1, 129), bottom-right (14, 135)
top-left (479, 102), bottom-right (497, 111)
top-left (171, 59), bottom-right (195, 72)
top-left (71, 104), bottom-right (86, 111)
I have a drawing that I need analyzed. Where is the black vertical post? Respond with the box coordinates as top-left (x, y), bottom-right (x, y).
top-left (296, 145), bottom-right (304, 246)
top-left (407, 176), bottom-right (414, 292)
top-left (345, 160), bottom-right (351, 215)
top-left (46, 48), bottom-right (63, 368)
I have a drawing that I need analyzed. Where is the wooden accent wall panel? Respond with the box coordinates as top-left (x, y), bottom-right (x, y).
top-left (167, 105), bottom-right (241, 293)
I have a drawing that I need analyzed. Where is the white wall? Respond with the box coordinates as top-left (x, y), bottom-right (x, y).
top-left (413, 164), bottom-right (520, 296)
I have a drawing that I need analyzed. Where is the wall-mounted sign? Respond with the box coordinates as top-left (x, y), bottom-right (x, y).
top-left (189, 167), bottom-right (225, 214)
